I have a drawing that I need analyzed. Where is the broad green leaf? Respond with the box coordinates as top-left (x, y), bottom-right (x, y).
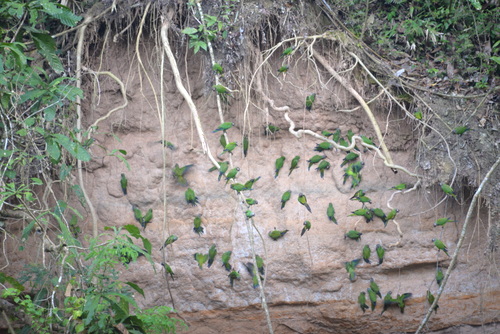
top-left (181, 27), bottom-right (198, 36)
top-left (53, 200), bottom-right (67, 217)
top-left (71, 184), bottom-right (86, 207)
top-left (31, 32), bottom-right (64, 73)
top-left (491, 56), bottom-right (500, 65)
top-left (31, 177), bottom-right (43, 185)
top-left (45, 137), bottom-right (61, 161)
top-left (123, 225), bottom-right (141, 238)
top-left (0, 272), bottom-right (25, 291)
top-left (125, 282), bottom-right (144, 297)
top-left (83, 295), bottom-right (99, 326)
top-left (141, 237), bottom-right (152, 255)
top-left (59, 163), bottom-right (71, 180)
top-left (43, 106), bottom-right (56, 121)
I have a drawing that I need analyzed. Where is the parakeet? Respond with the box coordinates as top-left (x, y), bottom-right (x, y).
top-left (245, 210), bottom-right (255, 218)
top-left (352, 195), bottom-right (372, 205)
top-left (381, 291), bottom-right (395, 315)
top-left (288, 155), bottom-right (300, 176)
top-left (350, 208), bottom-right (373, 223)
top-left (341, 152), bottom-right (359, 167)
top-left (390, 183), bottom-right (408, 191)
top-left (207, 244), bottom-right (217, 268)
top-left (221, 251), bottom-right (232, 271)
top-left (327, 203), bottom-right (337, 224)
top-left (132, 205), bottom-right (143, 226)
top-left (360, 135), bottom-right (375, 146)
top-left (185, 188), bottom-right (199, 206)
top-left (142, 208), bottom-right (153, 230)
top-left (371, 208), bottom-right (388, 226)
top-left (370, 278), bottom-right (382, 298)
top-left (269, 228), bottom-right (288, 241)
top-left (297, 193), bottom-right (312, 213)
top-left (172, 163), bottom-right (194, 186)
top-left (436, 267), bottom-right (444, 286)
top-left (331, 129), bottom-right (341, 143)
top-left (345, 230), bottom-right (362, 241)
top-left (414, 111), bottom-right (423, 120)
top-left (266, 124), bottom-right (280, 134)
top-left (245, 198), bottom-right (258, 206)
top-left (280, 46), bottom-right (295, 57)
top-left (275, 156), bottom-right (286, 178)
top-left (230, 183), bottom-right (247, 193)
top-left (301, 220), bottom-right (311, 236)
top-left (434, 217), bottom-right (455, 227)
top-left (244, 262), bottom-right (261, 289)
top-left (386, 208), bottom-right (399, 221)
top-left (228, 270), bottom-right (240, 287)
top-left (344, 259), bottom-right (360, 282)
top-left (322, 130), bottom-right (335, 137)
top-left (314, 141), bottom-right (333, 152)
top-left (305, 93), bottom-right (316, 111)
top-left (219, 134), bottom-right (227, 149)
top-left (440, 182), bottom-right (457, 198)
top-left (367, 288), bottom-right (378, 311)
top-left (281, 190), bottom-right (291, 209)
top-left (307, 155), bottom-right (327, 170)
top-left (255, 255), bottom-right (265, 276)
top-left (244, 177), bottom-right (261, 190)
top-left (358, 291), bottom-right (369, 313)
top-left (222, 142), bottom-right (238, 154)
top-left (161, 262), bottom-right (175, 280)
top-left (214, 84), bottom-right (231, 103)
top-left (120, 174), bottom-right (128, 195)
top-left (432, 238), bottom-right (449, 256)
top-left (212, 63), bottom-right (224, 75)
top-left (376, 244), bottom-right (385, 265)
top-left (193, 215), bottom-right (204, 235)
top-left (160, 235), bottom-right (178, 250)
top-left (218, 162), bottom-right (229, 181)
top-left (277, 65), bottom-right (289, 73)
top-left (225, 167), bottom-right (240, 184)
top-left (362, 245), bottom-right (371, 264)
top-left (395, 293), bottom-right (412, 313)
top-left (213, 122), bottom-right (234, 133)
top-left (316, 160), bottom-right (331, 178)
top-left (350, 189), bottom-right (366, 200)
top-left (243, 135), bottom-right (249, 157)
top-left (427, 290), bottom-right (439, 314)
top-left (194, 252), bottom-right (208, 269)
top-left (158, 140), bottom-right (176, 150)
top-left (452, 126), bottom-right (471, 135)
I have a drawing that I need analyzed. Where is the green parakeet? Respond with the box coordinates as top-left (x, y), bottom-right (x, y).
top-left (212, 63), bottom-right (223, 75)
top-left (305, 93), bottom-right (316, 111)
top-left (120, 174), bottom-right (127, 195)
top-left (381, 291), bottom-right (395, 315)
top-left (362, 245), bottom-right (371, 264)
top-left (213, 122), bottom-right (234, 133)
top-left (246, 198), bottom-right (258, 206)
top-left (370, 278), bottom-right (382, 298)
top-left (367, 288), bottom-right (378, 311)
top-left (341, 152), bottom-right (359, 167)
top-left (207, 244), bottom-right (217, 268)
top-left (193, 215), bottom-right (204, 235)
top-left (230, 183), bottom-right (247, 193)
top-left (244, 262), bottom-right (262, 289)
top-left (245, 210), bottom-right (255, 218)
top-left (440, 182), bottom-right (457, 198)
top-left (350, 189), bottom-right (365, 199)
top-left (213, 84), bottom-right (231, 103)
top-left (281, 190), bottom-right (291, 209)
top-left (314, 141), bottom-right (333, 152)
top-left (434, 217), bottom-right (455, 227)
top-left (219, 134), bottom-right (227, 149)
top-left (414, 111), bottom-right (423, 120)
top-left (344, 259), bottom-right (360, 282)
top-left (436, 267), bottom-right (444, 286)
top-left (185, 188), bottom-right (199, 206)
top-left (297, 193), bottom-right (312, 213)
top-left (432, 238), bottom-right (449, 256)
top-left (244, 177), bottom-right (261, 190)
top-left (395, 293), bottom-right (412, 313)
top-left (172, 163), bottom-right (194, 186)
top-left (327, 203), bottom-right (337, 224)
top-left (358, 292), bottom-right (369, 313)
top-left (194, 252), bottom-right (208, 269)
top-left (228, 270), bottom-right (240, 287)
top-left (390, 183), bottom-right (408, 191)
top-left (307, 155), bottom-right (327, 170)
top-left (277, 65), bottom-right (289, 73)
top-left (266, 124), bottom-right (280, 134)
top-left (132, 205), bottom-right (143, 226)
top-left (243, 135), bottom-right (249, 157)
top-left (275, 156), bottom-right (286, 178)
top-left (269, 228), bottom-right (288, 241)
top-left (161, 262), bottom-right (175, 280)
top-left (255, 255), bottom-right (265, 276)
top-left (301, 220), bottom-right (311, 236)
top-left (371, 208), bottom-right (388, 226)
top-left (345, 230), bottom-right (363, 241)
top-left (218, 162), bottom-right (229, 182)
top-left (353, 195), bottom-right (372, 205)
top-left (225, 167), bottom-right (240, 184)
top-left (316, 160), bottom-right (331, 178)
top-left (160, 235), bottom-right (178, 250)
top-left (386, 208), bottom-right (399, 221)
top-left (376, 244), bottom-right (385, 265)
top-left (288, 155), bottom-right (300, 176)
top-left (452, 125), bottom-right (471, 135)
top-left (280, 46), bottom-right (295, 57)
top-left (427, 290), bottom-right (439, 314)
top-left (142, 208), bottom-right (153, 230)
top-left (222, 142), bottom-right (238, 154)
top-left (221, 251), bottom-right (232, 271)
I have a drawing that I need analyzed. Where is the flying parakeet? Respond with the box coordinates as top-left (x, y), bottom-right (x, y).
top-left (160, 234), bottom-right (178, 250)
top-left (305, 93), bottom-right (316, 111)
top-left (281, 190), bottom-right (291, 209)
top-left (344, 259), bottom-right (360, 282)
top-left (358, 292), bottom-right (369, 313)
top-left (433, 238), bottom-right (449, 256)
top-left (345, 230), bottom-right (363, 241)
top-left (440, 182), bottom-right (457, 198)
top-left (185, 188), bottom-right (199, 206)
top-left (316, 160), bottom-right (331, 178)
top-left (193, 215), bottom-right (204, 235)
top-left (120, 174), bottom-right (128, 195)
top-left (376, 244), bottom-right (385, 265)
top-left (297, 193), bottom-right (312, 213)
top-left (307, 155), bottom-right (327, 170)
top-left (228, 270), bottom-right (240, 287)
top-left (213, 122), bottom-right (234, 133)
top-left (207, 244), bottom-right (217, 268)
top-left (434, 217), bottom-right (455, 227)
top-left (362, 245), bottom-right (371, 264)
top-left (301, 220), bottom-right (311, 236)
top-left (269, 228), bottom-right (288, 241)
top-left (243, 135), bottom-right (249, 157)
top-left (275, 156), bottom-right (286, 178)
top-left (427, 290), bottom-right (439, 314)
top-left (194, 252), bottom-right (208, 269)
top-left (327, 203), bottom-right (337, 224)
top-left (288, 155), bottom-right (300, 176)
top-left (172, 163), bottom-right (194, 186)
top-left (221, 251), bottom-right (232, 271)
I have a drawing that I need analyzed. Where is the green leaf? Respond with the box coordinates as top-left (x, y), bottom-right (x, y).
top-left (468, 0), bottom-right (482, 10)
top-left (123, 225), bottom-right (141, 238)
top-left (31, 177), bottom-right (43, 186)
top-left (181, 27), bottom-right (198, 36)
top-left (31, 32), bottom-right (64, 73)
top-left (491, 56), bottom-right (500, 65)
top-left (59, 163), bottom-right (72, 181)
top-left (75, 323), bottom-right (85, 333)
top-left (56, 84), bottom-right (83, 101)
top-left (141, 237), bottom-right (152, 255)
top-left (53, 200), bottom-right (67, 217)
top-left (125, 282), bottom-right (144, 297)
top-left (21, 221), bottom-right (36, 242)
top-left (0, 150), bottom-right (13, 158)
top-left (44, 106), bottom-right (56, 121)
top-left (0, 272), bottom-right (25, 291)
top-left (83, 295), bottom-right (99, 326)
top-left (45, 137), bottom-right (61, 161)
top-left (71, 184), bottom-right (86, 207)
